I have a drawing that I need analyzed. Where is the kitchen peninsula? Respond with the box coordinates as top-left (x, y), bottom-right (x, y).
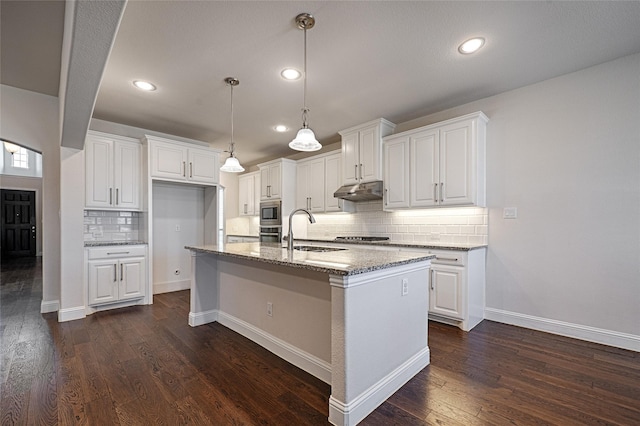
top-left (186, 242), bottom-right (434, 426)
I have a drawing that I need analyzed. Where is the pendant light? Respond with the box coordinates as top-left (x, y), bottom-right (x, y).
top-left (289, 13), bottom-right (322, 152)
top-left (220, 77), bottom-right (245, 173)
top-left (3, 141), bottom-right (20, 155)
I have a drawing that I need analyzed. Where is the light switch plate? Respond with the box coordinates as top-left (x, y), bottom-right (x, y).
top-left (503, 207), bottom-right (518, 219)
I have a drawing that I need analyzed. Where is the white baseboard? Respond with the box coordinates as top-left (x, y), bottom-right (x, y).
top-left (485, 308), bottom-right (640, 352)
top-left (153, 279), bottom-right (190, 294)
top-left (40, 299), bottom-right (59, 314)
top-left (329, 347), bottom-right (431, 426)
top-left (189, 309), bottom-right (218, 327)
top-left (217, 311), bottom-right (332, 384)
top-left (58, 306), bottom-right (86, 322)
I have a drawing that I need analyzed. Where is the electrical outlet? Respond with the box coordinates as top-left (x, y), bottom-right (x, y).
top-left (402, 278), bottom-right (409, 296)
top-left (267, 302), bottom-right (273, 317)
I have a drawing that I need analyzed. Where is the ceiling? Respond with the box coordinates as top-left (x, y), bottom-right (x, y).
top-left (3, 1), bottom-right (640, 167)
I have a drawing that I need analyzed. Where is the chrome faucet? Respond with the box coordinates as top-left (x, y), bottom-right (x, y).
top-left (287, 208), bottom-right (316, 250)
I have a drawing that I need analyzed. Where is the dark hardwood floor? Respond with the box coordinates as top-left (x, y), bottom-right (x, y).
top-left (2, 257), bottom-right (639, 425)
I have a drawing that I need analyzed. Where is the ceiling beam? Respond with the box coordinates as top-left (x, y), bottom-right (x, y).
top-left (59, 0), bottom-right (126, 150)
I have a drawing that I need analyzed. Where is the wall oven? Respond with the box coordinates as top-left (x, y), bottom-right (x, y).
top-left (259, 200), bottom-right (282, 227)
top-left (259, 226), bottom-right (282, 243)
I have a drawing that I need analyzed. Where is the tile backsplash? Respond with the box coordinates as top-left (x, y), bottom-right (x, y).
top-left (84, 210), bottom-right (141, 242)
top-left (226, 202), bottom-right (488, 245)
top-left (307, 202), bottom-right (488, 245)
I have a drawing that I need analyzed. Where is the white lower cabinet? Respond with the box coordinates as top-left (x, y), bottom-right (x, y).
top-left (429, 263), bottom-right (463, 320)
top-left (86, 245), bottom-right (147, 307)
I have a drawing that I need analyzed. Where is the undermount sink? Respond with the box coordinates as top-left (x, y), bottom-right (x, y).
top-left (293, 245), bottom-right (347, 252)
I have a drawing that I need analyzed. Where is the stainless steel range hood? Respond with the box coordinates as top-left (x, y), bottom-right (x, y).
top-left (333, 181), bottom-right (383, 202)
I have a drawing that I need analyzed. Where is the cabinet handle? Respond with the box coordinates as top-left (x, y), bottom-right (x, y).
top-left (440, 182), bottom-right (445, 202)
top-left (114, 264), bottom-right (117, 282)
top-left (384, 188), bottom-right (388, 205)
top-left (109, 188), bottom-right (113, 205)
top-left (107, 251), bottom-right (130, 255)
top-left (116, 188), bottom-right (119, 205)
top-left (435, 256), bottom-right (459, 262)
top-left (190, 162), bottom-right (193, 178)
top-left (244, 203), bottom-right (247, 214)
top-left (430, 269), bottom-right (434, 290)
top-left (120, 263), bottom-right (123, 281)
top-left (359, 163), bottom-right (363, 180)
top-left (434, 184), bottom-right (438, 203)
top-left (183, 161), bottom-right (186, 177)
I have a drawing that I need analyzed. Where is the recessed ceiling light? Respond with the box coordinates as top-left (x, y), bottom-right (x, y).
top-left (133, 80), bottom-right (157, 91)
top-left (274, 125), bottom-right (288, 132)
top-left (281, 68), bottom-right (301, 80)
top-left (458, 37), bottom-right (485, 54)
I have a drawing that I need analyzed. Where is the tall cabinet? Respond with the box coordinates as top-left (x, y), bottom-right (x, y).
top-left (85, 131), bottom-right (141, 210)
top-left (383, 112), bottom-right (488, 210)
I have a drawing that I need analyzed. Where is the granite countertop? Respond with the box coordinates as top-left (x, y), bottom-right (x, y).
top-left (84, 241), bottom-right (147, 247)
top-left (284, 238), bottom-right (486, 251)
top-left (185, 242), bottom-right (434, 276)
top-left (227, 234), bottom-right (259, 238)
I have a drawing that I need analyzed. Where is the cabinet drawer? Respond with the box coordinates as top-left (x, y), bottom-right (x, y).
top-left (87, 245), bottom-right (147, 260)
top-left (429, 249), bottom-right (466, 266)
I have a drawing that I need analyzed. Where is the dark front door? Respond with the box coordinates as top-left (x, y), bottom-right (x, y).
top-left (1, 189), bottom-right (36, 258)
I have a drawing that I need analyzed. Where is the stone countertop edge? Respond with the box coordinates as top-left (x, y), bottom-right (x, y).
top-left (226, 234), bottom-right (259, 238)
top-left (185, 243), bottom-right (435, 277)
top-left (283, 238), bottom-right (487, 251)
top-left (84, 241), bottom-right (147, 247)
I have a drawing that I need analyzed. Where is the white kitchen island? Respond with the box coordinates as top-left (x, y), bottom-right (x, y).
top-left (186, 242), bottom-right (434, 426)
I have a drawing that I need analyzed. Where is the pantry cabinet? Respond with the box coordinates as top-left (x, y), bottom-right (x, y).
top-left (238, 171), bottom-right (260, 216)
top-left (383, 112), bottom-right (488, 210)
top-left (146, 135), bottom-right (220, 185)
top-left (339, 118), bottom-right (395, 185)
top-left (85, 131), bottom-right (141, 210)
top-left (86, 245), bottom-right (147, 306)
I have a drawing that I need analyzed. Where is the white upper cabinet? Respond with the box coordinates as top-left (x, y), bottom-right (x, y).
top-left (145, 135), bottom-right (220, 186)
top-left (339, 118), bottom-right (396, 185)
top-left (85, 131), bottom-right (141, 210)
top-left (324, 152), bottom-right (354, 213)
top-left (258, 159), bottom-right (296, 201)
top-left (238, 171), bottom-right (260, 216)
top-left (383, 112), bottom-right (488, 210)
top-left (296, 157), bottom-right (326, 212)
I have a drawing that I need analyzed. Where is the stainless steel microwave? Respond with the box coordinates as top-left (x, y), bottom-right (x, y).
top-left (259, 200), bottom-right (282, 227)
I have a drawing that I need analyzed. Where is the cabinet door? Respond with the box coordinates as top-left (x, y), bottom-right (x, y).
top-left (267, 163), bottom-right (281, 199)
top-left (384, 137), bottom-right (410, 209)
top-left (119, 257), bottom-right (146, 300)
top-left (439, 120), bottom-right (474, 206)
top-left (410, 129), bottom-right (440, 207)
top-left (325, 154), bottom-right (342, 212)
top-left (308, 158), bottom-right (325, 212)
top-left (238, 174), bottom-right (255, 216)
top-left (114, 140), bottom-right (141, 209)
top-left (341, 132), bottom-right (359, 185)
top-left (188, 147), bottom-right (219, 184)
top-left (260, 167), bottom-right (271, 199)
top-left (359, 125), bottom-right (381, 183)
top-left (430, 264), bottom-right (464, 320)
top-left (151, 141), bottom-right (188, 180)
top-left (85, 136), bottom-right (114, 208)
top-left (88, 259), bottom-right (118, 305)
top-left (253, 173), bottom-right (261, 214)
top-left (296, 162), bottom-right (311, 210)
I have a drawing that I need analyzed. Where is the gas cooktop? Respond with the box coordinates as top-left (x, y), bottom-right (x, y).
top-left (334, 236), bottom-right (390, 242)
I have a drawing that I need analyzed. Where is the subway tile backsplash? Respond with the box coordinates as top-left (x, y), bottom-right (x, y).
top-left (306, 202), bottom-right (488, 245)
top-left (83, 210), bottom-right (141, 242)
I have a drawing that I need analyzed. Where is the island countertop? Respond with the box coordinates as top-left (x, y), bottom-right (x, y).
top-left (186, 242), bottom-right (434, 276)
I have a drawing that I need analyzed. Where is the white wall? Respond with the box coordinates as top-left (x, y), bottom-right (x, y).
top-left (398, 53), bottom-right (640, 347)
top-left (0, 85), bottom-right (61, 310)
top-left (152, 182), bottom-right (204, 293)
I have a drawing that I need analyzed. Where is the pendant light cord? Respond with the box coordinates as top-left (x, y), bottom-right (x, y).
top-left (302, 24), bottom-right (309, 129)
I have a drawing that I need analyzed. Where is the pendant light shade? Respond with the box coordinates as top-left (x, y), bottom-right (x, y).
top-left (3, 141), bottom-right (20, 154)
top-left (220, 77), bottom-right (245, 173)
top-left (289, 13), bottom-right (322, 152)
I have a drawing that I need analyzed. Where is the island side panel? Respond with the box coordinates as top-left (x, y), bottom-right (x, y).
top-left (329, 261), bottom-right (431, 426)
top-left (189, 251), bottom-right (220, 326)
